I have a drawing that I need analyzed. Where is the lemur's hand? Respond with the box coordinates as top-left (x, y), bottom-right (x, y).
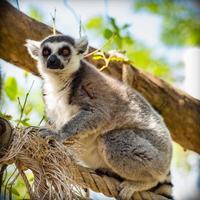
top-left (38, 128), bottom-right (61, 140)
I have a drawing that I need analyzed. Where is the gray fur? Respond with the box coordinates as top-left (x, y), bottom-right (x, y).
top-left (26, 34), bottom-right (173, 200)
top-left (41, 34), bottom-right (75, 46)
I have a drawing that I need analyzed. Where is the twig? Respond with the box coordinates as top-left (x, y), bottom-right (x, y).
top-left (17, 97), bottom-right (22, 110)
top-left (79, 18), bottom-right (82, 38)
top-left (16, 81), bottom-right (34, 127)
top-left (84, 33), bottom-right (116, 58)
top-left (3, 167), bottom-right (17, 200)
top-left (0, 164), bottom-right (7, 195)
top-left (63, 0), bottom-right (86, 36)
top-left (97, 52), bottom-right (112, 72)
top-left (38, 115), bottom-right (45, 126)
top-left (15, 162), bottom-right (34, 199)
top-left (15, 0), bottom-right (20, 10)
top-left (50, 9), bottom-right (57, 35)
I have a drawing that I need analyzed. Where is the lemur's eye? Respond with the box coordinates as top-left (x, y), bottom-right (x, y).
top-left (42, 47), bottom-right (51, 57)
top-left (59, 46), bottom-right (70, 57)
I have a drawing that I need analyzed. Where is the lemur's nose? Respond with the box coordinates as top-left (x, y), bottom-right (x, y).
top-left (49, 55), bottom-right (57, 64)
top-left (47, 54), bottom-right (64, 69)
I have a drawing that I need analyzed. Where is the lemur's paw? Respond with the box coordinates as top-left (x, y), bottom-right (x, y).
top-left (37, 128), bottom-right (60, 140)
top-left (117, 181), bottom-right (136, 200)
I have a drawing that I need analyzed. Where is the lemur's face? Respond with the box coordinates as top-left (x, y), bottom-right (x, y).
top-left (41, 40), bottom-right (72, 70)
top-left (25, 34), bottom-right (88, 73)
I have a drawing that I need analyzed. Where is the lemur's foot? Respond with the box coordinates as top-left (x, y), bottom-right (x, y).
top-left (117, 181), bottom-right (136, 200)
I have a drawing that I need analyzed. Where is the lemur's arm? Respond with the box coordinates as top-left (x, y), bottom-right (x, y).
top-left (59, 106), bottom-right (109, 140)
top-left (39, 105), bottom-right (109, 141)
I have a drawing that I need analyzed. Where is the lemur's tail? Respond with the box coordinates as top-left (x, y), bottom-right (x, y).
top-left (150, 171), bottom-right (174, 200)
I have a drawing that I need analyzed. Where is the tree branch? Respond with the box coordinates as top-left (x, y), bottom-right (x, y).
top-left (0, 117), bottom-right (12, 156)
top-left (0, 1), bottom-right (200, 153)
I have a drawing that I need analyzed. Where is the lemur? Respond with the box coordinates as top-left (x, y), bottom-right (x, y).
top-left (25, 34), bottom-right (173, 200)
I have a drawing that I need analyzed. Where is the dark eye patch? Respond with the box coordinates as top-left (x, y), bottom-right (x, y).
top-left (58, 46), bottom-right (71, 57)
top-left (42, 46), bottom-right (51, 57)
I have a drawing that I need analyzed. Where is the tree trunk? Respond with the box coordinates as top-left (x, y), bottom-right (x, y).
top-left (0, 1), bottom-right (200, 153)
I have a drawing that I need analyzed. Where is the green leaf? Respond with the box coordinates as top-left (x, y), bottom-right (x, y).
top-left (145, 3), bottom-right (159, 13)
top-left (28, 6), bottom-right (43, 21)
top-left (24, 103), bottom-right (32, 115)
top-left (20, 118), bottom-right (31, 126)
top-left (86, 16), bottom-right (103, 29)
top-left (114, 36), bottom-right (123, 49)
top-left (124, 36), bottom-right (134, 45)
top-left (110, 56), bottom-right (126, 62)
top-left (92, 55), bottom-right (104, 60)
top-left (0, 111), bottom-right (12, 120)
top-left (11, 187), bottom-right (20, 196)
top-left (23, 71), bottom-right (29, 78)
top-left (122, 23), bottom-right (131, 30)
top-left (4, 77), bottom-right (18, 101)
top-left (109, 17), bottom-right (119, 32)
top-left (103, 29), bottom-right (113, 39)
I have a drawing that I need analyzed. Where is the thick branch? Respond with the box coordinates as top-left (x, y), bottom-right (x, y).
top-left (0, 117), bottom-right (12, 157)
top-left (0, 1), bottom-right (200, 153)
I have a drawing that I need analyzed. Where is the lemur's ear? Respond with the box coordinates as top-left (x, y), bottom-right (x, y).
top-left (75, 36), bottom-right (88, 55)
top-left (25, 39), bottom-right (41, 60)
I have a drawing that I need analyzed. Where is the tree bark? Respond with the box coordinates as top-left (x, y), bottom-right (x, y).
top-left (0, 1), bottom-right (200, 153)
top-left (0, 117), bottom-right (12, 157)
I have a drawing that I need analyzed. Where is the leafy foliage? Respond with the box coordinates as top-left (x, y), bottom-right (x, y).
top-left (133, 0), bottom-right (200, 46)
top-left (0, 72), bottom-right (45, 127)
top-left (86, 16), bottom-right (172, 80)
top-left (4, 77), bottom-right (18, 101)
top-left (2, 166), bottom-right (34, 200)
top-left (86, 16), bottom-right (104, 30)
top-left (27, 6), bottom-right (43, 22)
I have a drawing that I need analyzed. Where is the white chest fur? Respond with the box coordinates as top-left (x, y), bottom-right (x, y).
top-left (43, 78), bottom-right (79, 129)
top-left (73, 134), bottom-right (108, 169)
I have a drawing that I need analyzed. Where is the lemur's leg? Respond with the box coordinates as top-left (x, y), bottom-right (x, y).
top-left (97, 129), bottom-right (168, 200)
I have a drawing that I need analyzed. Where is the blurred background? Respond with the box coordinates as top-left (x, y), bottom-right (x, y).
top-left (0, 0), bottom-right (200, 199)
